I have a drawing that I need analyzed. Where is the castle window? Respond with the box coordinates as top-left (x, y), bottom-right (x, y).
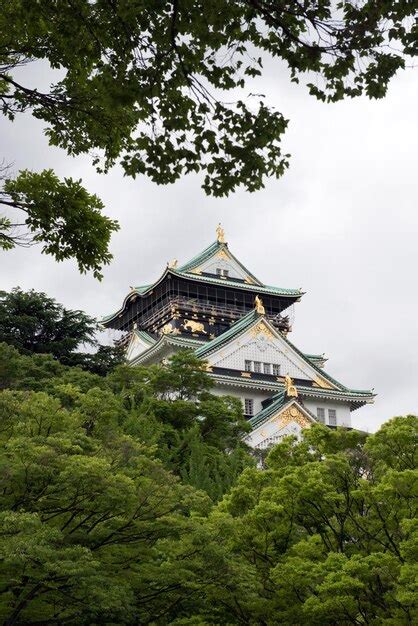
top-left (244, 398), bottom-right (254, 416)
top-left (263, 363), bottom-right (271, 375)
top-left (328, 409), bottom-right (337, 426)
top-left (317, 407), bottom-right (325, 423)
top-left (272, 364), bottom-right (281, 376)
top-left (245, 360), bottom-right (252, 372)
top-left (253, 361), bottom-right (261, 373)
top-left (216, 268), bottom-right (229, 278)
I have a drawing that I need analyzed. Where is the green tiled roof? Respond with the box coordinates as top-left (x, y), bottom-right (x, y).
top-left (305, 353), bottom-right (327, 365)
top-left (193, 311), bottom-right (375, 401)
top-left (101, 237), bottom-right (303, 325)
top-left (130, 333), bottom-right (205, 366)
top-left (178, 240), bottom-right (262, 286)
top-left (195, 309), bottom-right (259, 358)
top-left (249, 392), bottom-right (287, 429)
top-left (167, 335), bottom-right (206, 347)
top-left (172, 268), bottom-right (301, 297)
top-left (212, 371), bottom-right (374, 405)
top-left (249, 395), bottom-right (320, 430)
top-left (280, 333), bottom-right (345, 391)
top-left (178, 241), bottom-right (221, 273)
top-left (135, 284), bottom-right (153, 294)
top-left (195, 310), bottom-right (344, 392)
top-left (134, 330), bottom-right (155, 345)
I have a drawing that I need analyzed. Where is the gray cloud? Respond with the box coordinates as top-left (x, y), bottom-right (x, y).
top-left (1, 61), bottom-right (417, 432)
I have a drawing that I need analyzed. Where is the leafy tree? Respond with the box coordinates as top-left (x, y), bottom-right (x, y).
top-left (109, 351), bottom-right (253, 500)
top-left (0, 288), bottom-right (124, 375)
top-left (0, 344), bottom-right (249, 623)
top-left (1, 1), bottom-right (416, 272)
top-left (0, 388), bottom-right (210, 625)
top-left (179, 418), bottom-right (418, 624)
top-left (0, 337), bottom-right (416, 624)
top-left (0, 168), bottom-right (118, 279)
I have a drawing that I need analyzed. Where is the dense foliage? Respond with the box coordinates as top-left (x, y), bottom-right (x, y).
top-left (1, 1), bottom-right (416, 272)
top-left (0, 339), bottom-right (416, 624)
top-left (0, 169), bottom-right (119, 279)
top-left (0, 288), bottom-right (125, 375)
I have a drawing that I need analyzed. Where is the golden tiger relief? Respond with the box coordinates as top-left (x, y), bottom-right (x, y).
top-left (183, 319), bottom-right (206, 334)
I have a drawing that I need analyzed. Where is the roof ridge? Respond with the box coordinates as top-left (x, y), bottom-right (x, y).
top-left (280, 333), bottom-right (346, 391)
top-left (178, 239), bottom-right (263, 286)
top-left (178, 240), bottom-right (221, 272)
top-left (172, 269), bottom-right (301, 296)
top-left (134, 330), bottom-right (156, 345)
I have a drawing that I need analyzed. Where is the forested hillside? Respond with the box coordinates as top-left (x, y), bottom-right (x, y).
top-left (0, 335), bottom-right (416, 624)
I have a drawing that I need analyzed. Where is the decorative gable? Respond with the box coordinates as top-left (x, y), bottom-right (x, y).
top-left (206, 319), bottom-right (333, 386)
top-left (246, 401), bottom-right (314, 449)
top-left (126, 332), bottom-right (154, 362)
top-left (196, 248), bottom-right (251, 281)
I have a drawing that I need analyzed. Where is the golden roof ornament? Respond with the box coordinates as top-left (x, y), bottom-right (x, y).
top-left (216, 223), bottom-right (226, 243)
top-left (284, 374), bottom-right (298, 398)
top-left (254, 295), bottom-right (265, 315)
top-left (168, 259), bottom-right (178, 269)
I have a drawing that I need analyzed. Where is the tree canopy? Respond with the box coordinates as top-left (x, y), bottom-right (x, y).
top-left (0, 288), bottom-right (125, 375)
top-left (1, 1), bottom-right (416, 274)
top-left (0, 337), bottom-right (416, 624)
top-left (0, 168), bottom-right (119, 279)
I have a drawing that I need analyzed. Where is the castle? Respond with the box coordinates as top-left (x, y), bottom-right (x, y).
top-left (102, 227), bottom-right (374, 448)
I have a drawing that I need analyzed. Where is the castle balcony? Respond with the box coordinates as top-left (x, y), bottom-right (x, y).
top-left (139, 295), bottom-right (291, 335)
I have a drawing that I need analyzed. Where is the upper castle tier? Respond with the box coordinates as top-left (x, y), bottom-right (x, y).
top-left (102, 228), bottom-right (303, 340)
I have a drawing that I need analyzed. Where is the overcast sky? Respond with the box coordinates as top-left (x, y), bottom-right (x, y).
top-left (1, 58), bottom-right (417, 432)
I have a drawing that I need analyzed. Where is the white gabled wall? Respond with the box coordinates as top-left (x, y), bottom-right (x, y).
top-left (247, 419), bottom-right (304, 449)
top-left (206, 327), bottom-right (325, 384)
top-left (198, 255), bottom-right (248, 281)
top-left (126, 334), bottom-right (154, 362)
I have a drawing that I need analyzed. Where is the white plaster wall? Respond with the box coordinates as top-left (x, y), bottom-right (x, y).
top-left (303, 399), bottom-right (352, 427)
top-left (208, 333), bottom-right (315, 381)
top-left (211, 384), bottom-right (271, 416)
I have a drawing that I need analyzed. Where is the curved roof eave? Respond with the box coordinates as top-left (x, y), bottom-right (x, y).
top-left (101, 267), bottom-right (303, 326)
top-left (101, 267), bottom-right (172, 325)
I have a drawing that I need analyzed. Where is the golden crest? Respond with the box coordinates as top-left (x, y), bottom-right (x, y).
top-left (275, 405), bottom-right (311, 429)
top-left (216, 249), bottom-right (229, 260)
top-left (250, 321), bottom-right (274, 340)
top-left (161, 323), bottom-right (174, 335)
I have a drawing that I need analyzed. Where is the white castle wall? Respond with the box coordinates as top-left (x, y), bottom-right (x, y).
top-left (211, 385), bottom-right (271, 416)
top-left (302, 399), bottom-right (351, 427)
